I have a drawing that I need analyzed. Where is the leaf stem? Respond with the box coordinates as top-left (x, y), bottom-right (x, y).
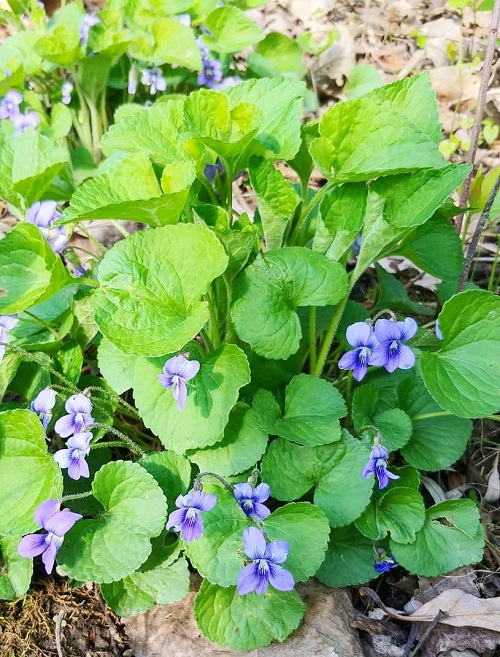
top-left (61, 490), bottom-right (93, 503)
top-left (309, 306), bottom-right (317, 373)
top-left (411, 411), bottom-right (451, 421)
top-left (289, 181), bottom-right (333, 246)
top-left (195, 471), bottom-right (234, 494)
top-left (88, 423), bottom-right (147, 457)
top-left (313, 296), bottom-right (348, 377)
top-left (90, 440), bottom-right (130, 449)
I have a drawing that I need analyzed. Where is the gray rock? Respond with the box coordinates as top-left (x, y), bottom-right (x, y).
top-left (123, 578), bottom-right (364, 657)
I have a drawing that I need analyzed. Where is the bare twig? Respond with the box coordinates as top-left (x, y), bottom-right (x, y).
top-left (408, 611), bottom-right (445, 657)
top-left (359, 587), bottom-right (445, 623)
top-left (54, 611), bottom-right (66, 657)
top-left (455, 0), bottom-right (500, 235)
top-left (458, 172), bottom-right (500, 292)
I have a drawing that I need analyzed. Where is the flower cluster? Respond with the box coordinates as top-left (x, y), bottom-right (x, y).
top-left (18, 499), bottom-right (82, 574)
top-left (158, 354), bottom-right (200, 411)
top-left (339, 318), bottom-right (417, 381)
top-left (165, 476), bottom-right (294, 596)
top-left (362, 438), bottom-right (399, 489)
top-left (30, 388), bottom-right (57, 432)
top-left (53, 394), bottom-right (95, 480)
top-left (0, 315), bottom-right (18, 366)
top-left (0, 90), bottom-right (39, 135)
top-left (26, 200), bottom-right (69, 254)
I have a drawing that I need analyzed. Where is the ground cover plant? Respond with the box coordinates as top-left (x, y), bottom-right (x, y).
top-left (0, 1), bottom-right (499, 651)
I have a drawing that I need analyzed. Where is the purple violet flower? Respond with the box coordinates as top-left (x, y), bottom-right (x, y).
top-left (338, 322), bottom-right (378, 381)
top-left (26, 201), bottom-right (69, 254)
top-left (30, 388), bottom-right (57, 431)
top-left (80, 13), bottom-right (100, 45)
top-left (18, 499), bottom-right (82, 574)
top-left (0, 314), bottom-right (18, 365)
top-left (141, 67), bottom-right (167, 95)
top-left (237, 527), bottom-right (295, 595)
top-left (435, 319), bottom-right (443, 340)
top-left (158, 354), bottom-right (200, 411)
top-left (233, 483), bottom-right (271, 520)
top-left (374, 554), bottom-right (398, 573)
top-left (61, 81), bottom-right (73, 105)
top-left (166, 490), bottom-right (217, 542)
top-left (26, 200), bottom-right (62, 228)
top-left (10, 110), bottom-right (39, 135)
top-left (0, 90), bottom-right (22, 120)
top-left (54, 431), bottom-right (92, 480)
top-left (361, 443), bottom-right (399, 489)
top-left (54, 393), bottom-right (94, 438)
top-left (370, 318), bottom-right (417, 373)
top-left (197, 57), bottom-right (223, 88)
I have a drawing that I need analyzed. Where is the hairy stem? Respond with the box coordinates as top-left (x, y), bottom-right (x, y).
top-left (89, 423), bottom-right (147, 457)
top-left (313, 296), bottom-right (348, 377)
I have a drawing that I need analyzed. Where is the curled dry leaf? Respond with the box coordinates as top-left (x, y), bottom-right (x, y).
top-left (410, 589), bottom-right (500, 633)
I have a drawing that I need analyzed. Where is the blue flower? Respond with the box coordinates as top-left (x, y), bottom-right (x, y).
top-left (141, 67), bottom-right (167, 95)
top-left (0, 90), bottom-right (22, 120)
top-left (374, 554), bottom-right (397, 573)
top-left (176, 13), bottom-right (191, 26)
top-left (158, 354), bottom-right (200, 411)
top-left (166, 490), bottom-right (217, 542)
top-left (370, 318), bottom-right (417, 373)
top-left (233, 483), bottom-right (271, 520)
top-left (362, 444), bottom-right (399, 489)
top-left (338, 321), bottom-right (378, 381)
top-left (30, 388), bottom-right (57, 431)
top-left (237, 527), bottom-right (295, 595)
top-left (80, 13), bottom-right (100, 45)
top-left (54, 431), bottom-right (92, 480)
top-left (0, 314), bottom-right (18, 365)
top-left (54, 393), bottom-right (95, 438)
top-left (435, 319), bottom-right (443, 340)
top-left (18, 499), bottom-right (82, 574)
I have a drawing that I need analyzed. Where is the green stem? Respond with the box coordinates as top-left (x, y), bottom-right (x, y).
top-left (61, 491), bottom-right (93, 503)
top-left (200, 328), bottom-right (214, 352)
top-left (77, 277), bottom-right (99, 287)
top-left (223, 274), bottom-right (236, 343)
top-left (487, 415), bottom-right (500, 422)
top-left (76, 224), bottom-right (108, 253)
top-left (22, 310), bottom-right (59, 339)
top-left (195, 471), bottom-right (234, 494)
top-left (90, 440), bottom-right (131, 449)
top-left (206, 285), bottom-right (221, 348)
top-left (199, 175), bottom-right (220, 207)
top-left (411, 411), bottom-right (451, 421)
top-left (0, 343), bottom-right (78, 393)
top-left (313, 296), bottom-right (348, 377)
top-left (79, 385), bottom-right (139, 419)
top-left (109, 220), bottom-right (130, 239)
top-left (89, 423), bottom-right (147, 457)
top-left (87, 98), bottom-right (103, 164)
top-left (309, 306), bottom-right (317, 373)
top-left (289, 181), bottom-right (333, 246)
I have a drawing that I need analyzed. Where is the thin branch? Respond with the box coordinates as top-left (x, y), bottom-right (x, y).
top-left (458, 172), bottom-right (500, 291)
top-left (455, 0), bottom-right (500, 235)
